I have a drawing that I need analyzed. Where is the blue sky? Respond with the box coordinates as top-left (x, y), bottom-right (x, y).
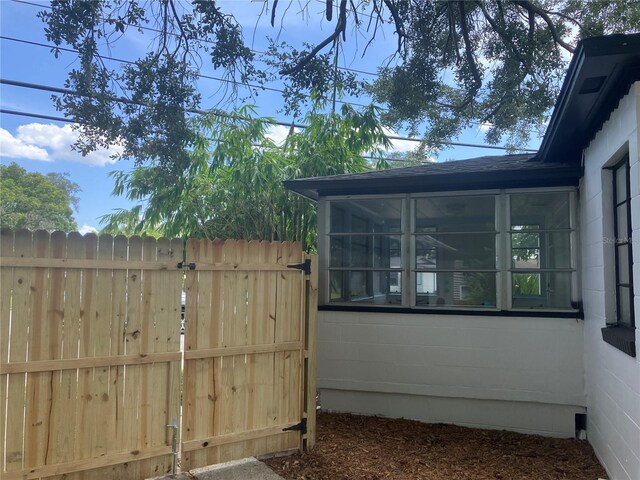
top-left (0, 0), bottom-right (541, 233)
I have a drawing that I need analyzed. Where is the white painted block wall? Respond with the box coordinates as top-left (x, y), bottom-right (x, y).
top-left (317, 310), bottom-right (586, 437)
top-left (581, 82), bottom-right (640, 480)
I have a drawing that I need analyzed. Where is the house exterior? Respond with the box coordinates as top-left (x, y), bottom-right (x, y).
top-left (285, 34), bottom-right (640, 480)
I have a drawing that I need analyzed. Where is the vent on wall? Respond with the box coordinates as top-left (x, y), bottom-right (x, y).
top-left (575, 413), bottom-right (587, 439)
top-left (579, 76), bottom-right (606, 94)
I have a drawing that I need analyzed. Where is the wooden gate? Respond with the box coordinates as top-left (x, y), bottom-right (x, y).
top-left (181, 239), bottom-right (317, 470)
top-left (0, 229), bottom-right (183, 480)
top-left (0, 230), bottom-right (316, 479)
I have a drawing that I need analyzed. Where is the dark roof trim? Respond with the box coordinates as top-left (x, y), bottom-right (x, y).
top-left (285, 161), bottom-right (581, 200)
top-left (539, 33), bottom-right (640, 163)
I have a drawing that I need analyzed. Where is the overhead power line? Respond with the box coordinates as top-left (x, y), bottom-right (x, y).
top-left (9, 0), bottom-right (381, 78)
top-left (0, 107), bottom-right (422, 164)
top-left (0, 35), bottom-right (372, 109)
top-left (1, 78), bottom-right (535, 152)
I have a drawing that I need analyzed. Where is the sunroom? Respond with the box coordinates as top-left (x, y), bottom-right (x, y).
top-left (288, 154), bottom-right (582, 316)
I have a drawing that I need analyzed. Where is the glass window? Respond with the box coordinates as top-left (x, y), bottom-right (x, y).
top-left (510, 192), bottom-right (571, 229)
top-left (330, 199), bottom-right (401, 233)
top-left (416, 272), bottom-right (496, 307)
top-left (512, 272), bottom-right (573, 309)
top-left (328, 199), bottom-right (403, 305)
top-left (324, 191), bottom-right (576, 312)
top-left (509, 193), bottom-right (573, 309)
top-left (415, 196), bottom-right (495, 232)
top-left (612, 158), bottom-right (634, 329)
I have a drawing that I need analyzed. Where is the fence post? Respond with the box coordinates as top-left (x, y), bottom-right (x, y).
top-left (303, 254), bottom-right (318, 450)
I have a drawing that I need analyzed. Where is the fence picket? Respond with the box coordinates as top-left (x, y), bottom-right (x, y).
top-left (0, 228), bottom-right (15, 470)
top-left (43, 231), bottom-right (66, 467)
top-left (5, 229), bottom-right (33, 473)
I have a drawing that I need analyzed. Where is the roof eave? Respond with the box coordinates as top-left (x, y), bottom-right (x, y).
top-left (539, 33), bottom-right (640, 163)
top-left (285, 165), bottom-right (582, 199)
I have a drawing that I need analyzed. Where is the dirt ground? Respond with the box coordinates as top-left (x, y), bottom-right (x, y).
top-left (265, 413), bottom-right (607, 480)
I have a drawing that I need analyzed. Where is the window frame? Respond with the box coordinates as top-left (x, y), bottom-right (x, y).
top-left (507, 192), bottom-right (577, 310)
top-left (320, 188), bottom-right (579, 314)
top-left (602, 155), bottom-right (636, 356)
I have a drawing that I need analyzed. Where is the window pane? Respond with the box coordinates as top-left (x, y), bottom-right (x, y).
top-left (416, 272), bottom-right (496, 307)
top-left (511, 192), bottom-right (570, 229)
top-left (330, 235), bottom-right (402, 268)
top-left (330, 199), bottom-right (402, 233)
top-left (512, 272), bottom-right (573, 309)
top-left (512, 249), bottom-right (540, 268)
top-left (329, 270), bottom-right (402, 304)
top-left (512, 227), bottom-right (540, 268)
top-left (511, 231), bottom-right (571, 269)
top-left (330, 205), bottom-right (346, 232)
top-left (415, 233), bottom-right (496, 270)
top-left (512, 273), bottom-right (541, 296)
top-left (617, 286), bottom-right (633, 327)
top-left (616, 244), bottom-right (630, 285)
top-left (330, 237), bottom-right (345, 267)
top-left (415, 196), bottom-right (495, 232)
top-left (545, 232), bottom-right (572, 268)
top-left (329, 270), bottom-right (346, 301)
top-left (615, 164), bottom-right (628, 202)
top-left (616, 203), bottom-right (629, 241)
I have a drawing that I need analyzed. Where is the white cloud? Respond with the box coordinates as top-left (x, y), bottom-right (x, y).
top-left (265, 124), bottom-right (298, 146)
top-left (382, 127), bottom-right (419, 153)
top-left (78, 224), bottom-right (98, 235)
top-left (477, 122), bottom-right (493, 133)
top-left (0, 128), bottom-right (50, 161)
top-left (1, 123), bottom-right (123, 166)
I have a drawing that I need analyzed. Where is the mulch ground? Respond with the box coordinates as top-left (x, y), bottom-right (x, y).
top-left (265, 413), bottom-right (607, 480)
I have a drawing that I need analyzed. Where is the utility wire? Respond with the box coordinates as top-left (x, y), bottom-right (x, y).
top-left (0, 107), bottom-right (425, 164)
top-left (1, 78), bottom-right (535, 152)
top-left (0, 35), bottom-right (372, 109)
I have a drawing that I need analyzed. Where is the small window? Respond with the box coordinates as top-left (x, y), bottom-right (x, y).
top-left (602, 155), bottom-right (636, 356)
top-left (414, 196), bottom-right (497, 307)
top-left (328, 199), bottom-right (403, 304)
top-left (509, 193), bottom-right (574, 309)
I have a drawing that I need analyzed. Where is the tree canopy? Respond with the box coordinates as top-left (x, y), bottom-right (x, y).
top-left (101, 103), bottom-right (390, 248)
top-left (0, 162), bottom-right (80, 232)
top-left (40, 0), bottom-right (640, 170)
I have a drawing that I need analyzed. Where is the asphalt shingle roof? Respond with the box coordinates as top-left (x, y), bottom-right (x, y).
top-left (284, 154), bottom-right (582, 200)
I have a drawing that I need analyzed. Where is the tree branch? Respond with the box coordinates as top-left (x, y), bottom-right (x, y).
top-left (168, 0), bottom-right (188, 62)
top-left (514, 0), bottom-right (575, 53)
top-left (382, 0), bottom-right (404, 54)
top-left (475, 1), bottom-right (533, 76)
top-left (458, 1), bottom-right (482, 91)
top-left (279, 0), bottom-right (347, 75)
top-left (271, 0), bottom-right (278, 27)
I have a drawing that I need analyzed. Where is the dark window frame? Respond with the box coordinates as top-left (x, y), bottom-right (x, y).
top-left (602, 155), bottom-right (636, 357)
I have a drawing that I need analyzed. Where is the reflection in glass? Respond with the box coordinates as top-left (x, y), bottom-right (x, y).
top-left (512, 272), bottom-right (572, 309)
top-left (416, 272), bottom-right (496, 307)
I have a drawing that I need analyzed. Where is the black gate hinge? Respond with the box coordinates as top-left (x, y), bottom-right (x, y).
top-left (177, 261), bottom-right (196, 270)
top-left (287, 258), bottom-right (311, 275)
top-left (283, 417), bottom-right (307, 434)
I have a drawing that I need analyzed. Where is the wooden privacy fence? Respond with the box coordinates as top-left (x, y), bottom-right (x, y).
top-left (0, 229), bottom-right (317, 480)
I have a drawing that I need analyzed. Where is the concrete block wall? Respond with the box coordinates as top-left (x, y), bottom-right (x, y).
top-left (318, 310), bottom-right (586, 437)
top-left (581, 82), bottom-right (640, 480)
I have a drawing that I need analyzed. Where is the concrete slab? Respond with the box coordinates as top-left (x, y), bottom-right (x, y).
top-left (147, 457), bottom-right (286, 480)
